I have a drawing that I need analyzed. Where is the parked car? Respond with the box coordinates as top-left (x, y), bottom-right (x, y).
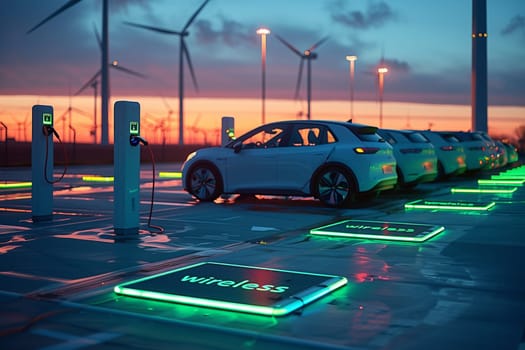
top-left (437, 131), bottom-right (495, 171)
top-left (418, 130), bottom-right (467, 178)
top-left (377, 128), bottom-right (438, 187)
top-left (182, 120), bottom-right (398, 207)
top-left (494, 140), bottom-right (508, 168)
top-left (501, 141), bottom-right (519, 164)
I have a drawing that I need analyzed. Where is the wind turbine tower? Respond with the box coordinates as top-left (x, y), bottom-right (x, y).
top-left (124, 0), bottom-right (210, 145)
top-left (276, 35), bottom-right (328, 120)
top-left (472, 0), bottom-right (487, 133)
top-left (28, 0), bottom-right (111, 145)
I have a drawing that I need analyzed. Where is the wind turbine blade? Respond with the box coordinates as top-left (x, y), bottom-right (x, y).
top-left (182, 41), bottom-right (199, 92)
top-left (183, 0), bottom-right (210, 32)
top-left (110, 62), bottom-right (147, 79)
top-left (93, 23), bottom-right (102, 51)
top-left (27, 0), bottom-right (83, 34)
top-left (123, 21), bottom-right (183, 35)
top-left (295, 58), bottom-right (304, 100)
top-left (275, 34), bottom-right (302, 57)
top-left (162, 97), bottom-right (173, 112)
top-left (71, 107), bottom-right (92, 118)
top-left (309, 36), bottom-right (329, 52)
top-left (74, 70), bottom-right (101, 95)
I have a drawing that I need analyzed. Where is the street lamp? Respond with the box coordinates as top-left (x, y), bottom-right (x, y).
top-left (345, 55), bottom-right (357, 120)
top-left (256, 27), bottom-right (270, 125)
top-left (377, 66), bottom-right (388, 128)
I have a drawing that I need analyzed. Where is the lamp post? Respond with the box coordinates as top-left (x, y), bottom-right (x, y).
top-left (377, 66), bottom-right (388, 128)
top-left (345, 55), bottom-right (357, 120)
top-left (256, 27), bottom-right (270, 125)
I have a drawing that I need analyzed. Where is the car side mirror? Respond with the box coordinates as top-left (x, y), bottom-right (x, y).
top-left (233, 141), bottom-right (242, 153)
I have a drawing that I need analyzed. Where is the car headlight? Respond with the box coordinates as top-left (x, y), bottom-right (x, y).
top-left (185, 151), bottom-right (197, 162)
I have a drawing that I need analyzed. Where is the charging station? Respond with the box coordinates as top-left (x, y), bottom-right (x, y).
top-left (114, 101), bottom-right (141, 238)
top-left (32, 105), bottom-right (54, 222)
top-left (221, 116), bottom-right (235, 146)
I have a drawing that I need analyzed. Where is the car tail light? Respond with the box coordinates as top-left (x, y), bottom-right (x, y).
top-left (354, 147), bottom-right (379, 154)
top-left (382, 164), bottom-right (394, 174)
top-left (440, 145), bottom-right (455, 151)
top-left (400, 148), bottom-right (422, 154)
top-left (423, 161), bottom-right (433, 170)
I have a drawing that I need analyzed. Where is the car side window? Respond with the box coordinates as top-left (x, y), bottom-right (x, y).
top-left (241, 127), bottom-right (285, 149)
top-left (284, 126), bottom-right (334, 147)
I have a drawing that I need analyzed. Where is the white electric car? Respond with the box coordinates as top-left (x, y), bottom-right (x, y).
top-left (182, 120), bottom-right (398, 207)
top-left (377, 128), bottom-right (438, 187)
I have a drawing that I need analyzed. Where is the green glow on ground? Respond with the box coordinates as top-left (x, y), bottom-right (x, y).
top-left (82, 176), bottom-right (114, 182)
top-left (310, 219), bottom-right (445, 242)
top-left (158, 172), bottom-right (182, 179)
top-left (451, 187), bottom-right (517, 194)
top-left (478, 179), bottom-right (524, 186)
top-left (0, 182), bottom-right (32, 189)
top-left (114, 262), bottom-right (347, 317)
top-left (405, 199), bottom-right (496, 211)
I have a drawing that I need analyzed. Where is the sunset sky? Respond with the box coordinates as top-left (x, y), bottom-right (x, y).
top-left (0, 0), bottom-right (524, 144)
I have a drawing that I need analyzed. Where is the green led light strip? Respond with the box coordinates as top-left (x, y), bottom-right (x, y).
top-left (158, 172), bottom-right (182, 179)
top-left (451, 187), bottom-right (517, 194)
top-left (491, 175), bottom-right (525, 180)
top-left (478, 179), bottom-right (524, 186)
top-left (0, 182), bottom-right (32, 189)
top-left (405, 199), bottom-right (496, 211)
top-left (114, 262), bottom-right (347, 317)
top-left (310, 219), bottom-right (445, 242)
top-left (82, 176), bottom-right (114, 182)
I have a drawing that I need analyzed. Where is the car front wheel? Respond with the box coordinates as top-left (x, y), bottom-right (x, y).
top-left (187, 164), bottom-right (222, 201)
top-left (314, 167), bottom-right (355, 207)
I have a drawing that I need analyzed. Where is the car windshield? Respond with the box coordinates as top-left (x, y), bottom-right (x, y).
top-left (231, 125), bottom-right (286, 149)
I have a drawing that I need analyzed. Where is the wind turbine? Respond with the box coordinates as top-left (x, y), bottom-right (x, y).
top-left (124, 0), bottom-right (210, 145)
top-left (275, 34), bottom-right (328, 120)
top-left (27, 0), bottom-right (111, 145)
top-left (74, 24), bottom-right (146, 143)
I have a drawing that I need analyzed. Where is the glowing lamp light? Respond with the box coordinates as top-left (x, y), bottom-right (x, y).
top-left (378, 67), bottom-right (388, 74)
top-left (256, 27), bottom-right (271, 35)
top-left (346, 55), bottom-right (357, 62)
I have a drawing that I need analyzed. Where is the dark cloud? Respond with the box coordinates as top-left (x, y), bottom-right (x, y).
top-left (501, 15), bottom-right (525, 35)
top-left (331, 1), bottom-right (395, 30)
top-left (194, 18), bottom-right (255, 47)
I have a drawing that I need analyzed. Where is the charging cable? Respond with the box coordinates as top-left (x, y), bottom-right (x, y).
top-left (43, 126), bottom-right (67, 184)
top-left (131, 136), bottom-right (165, 234)
top-left (145, 144), bottom-right (164, 234)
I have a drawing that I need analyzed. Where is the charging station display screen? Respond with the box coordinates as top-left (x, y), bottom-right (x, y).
top-left (42, 113), bottom-right (53, 126)
top-left (114, 262), bottom-right (347, 316)
top-left (310, 219), bottom-right (445, 242)
top-left (129, 121), bottom-right (139, 135)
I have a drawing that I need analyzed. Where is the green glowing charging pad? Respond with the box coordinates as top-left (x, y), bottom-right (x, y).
top-left (310, 219), bottom-right (444, 242)
top-left (405, 199), bottom-right (495, 211)
top-left (114, 262), bottom-right (347, 316)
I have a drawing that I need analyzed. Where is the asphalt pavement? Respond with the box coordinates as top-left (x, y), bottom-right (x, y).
top-left (1, 161), bottom-right (524, 350)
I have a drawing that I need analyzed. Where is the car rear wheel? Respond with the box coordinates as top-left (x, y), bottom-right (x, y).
top-left (187, 164), bottom-right (222, 201)
top-left (315, 167), bottom-right (356, 207)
